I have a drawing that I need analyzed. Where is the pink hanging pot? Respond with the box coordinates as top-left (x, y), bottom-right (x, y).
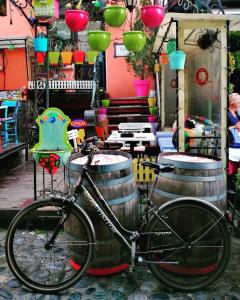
top-left (140, 5), bottom-right (164, 28)
top-left (65, 10), bottom-right (89, 32)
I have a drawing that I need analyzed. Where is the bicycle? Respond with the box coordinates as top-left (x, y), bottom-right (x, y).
top-left (5, 137), bottom-right (232, 294)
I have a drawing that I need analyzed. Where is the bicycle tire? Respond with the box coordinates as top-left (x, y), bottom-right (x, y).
top-left (5, 198), bottom-right (96, 294)
top-left (145, 197), bottom-right (230, 292)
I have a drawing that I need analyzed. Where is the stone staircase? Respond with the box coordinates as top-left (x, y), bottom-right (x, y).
top-left (106, 97), bottom-right (150, 132)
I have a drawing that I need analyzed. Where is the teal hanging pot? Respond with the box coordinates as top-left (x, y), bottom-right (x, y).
top-left (169, 50), bottom-right (186, 70)
top-left (123, 31), bottom-right (146, 52)
top-left (34, 36), bottom-right (48, 52)
top-left (88, 31), bottom-right (111, 51)
top-left (103, 6), bottom-right (127, 27)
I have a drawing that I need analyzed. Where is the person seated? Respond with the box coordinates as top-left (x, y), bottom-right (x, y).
top-left (227, 93), bottom-right (240, 190)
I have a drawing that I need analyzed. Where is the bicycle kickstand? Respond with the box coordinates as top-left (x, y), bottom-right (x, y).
top-left (128, 241), bottom-right (136, 280)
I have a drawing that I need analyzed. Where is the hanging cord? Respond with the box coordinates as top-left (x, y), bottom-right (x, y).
top-left (8, 0), bottom-right (13, 25)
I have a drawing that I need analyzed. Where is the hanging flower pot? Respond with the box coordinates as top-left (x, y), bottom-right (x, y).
top-left (87, 31), bottom-right (111, 52)
top-left (123, 31), bottom-right (146, 52)
top-left (73, 50), bottom-right (85, 64)
top-left (159, 52), bottom-right (169, 65)
top-left (103, 6), bottom-right (127, 27)
top-left (148, 115), bottom-right (157, 123)
top-left (133, 79), bottom-right (150, 97)
top-left (48, 51), bottom-right (60, 66)
top-left (149, 106), bottom-right (158, 115)
top-left (34, 36), bottom-right (48, 52)
top-left (167, 38), bottom-right (176, 55)
top-left (148, 97), bottom-right (156, 107)
top-left (101, 99), bottom-right (110, 107)
top-left (61, 51), bottom-right (73, 65)
top-left (65, 10), bottom-right (89, 32)
top-left (86, 51), bottom-right (98, 64)
top-left (169, 50), bottom-right (186, 70)
top-left (140, 5), bottom-right (164, 28)
top-left (36, 52), bottom-right (46, 65)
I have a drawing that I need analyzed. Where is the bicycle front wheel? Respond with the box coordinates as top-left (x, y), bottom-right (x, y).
top-left (5, 198), bottom-right (95, 294)
top-left (146, 198), bottom-right (230, 292)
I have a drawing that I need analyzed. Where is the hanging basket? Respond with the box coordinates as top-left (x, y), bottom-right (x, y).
top-left (73, 50), bottom-right (85, 64)
top-left (86, 51), bottom-right (98, 64)
top-left (123, 31), bottom-right (146, 52)
top-left (36, 52), bottom-right (46, 65)
top-left (169, 50), bottom-right (186, 70)
top-left (87, 31), bottom-right (111, 52)
top-left (61, 51), bottom-right (73, 65)
top-left (34, 36), bottom-right (48, 52)
top-left (48, 51), bottom-right (60, 66)
top-left (140, 5), bottom-right (164, 28)
top-left (65, 9), bottom-right (89, 32)
top-left (103, 6), bottom-right (127, 27)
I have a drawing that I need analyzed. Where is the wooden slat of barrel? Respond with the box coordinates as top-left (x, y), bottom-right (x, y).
top-left (149, 152), bottom-right (226, 275)
top-left (65, 150), bottom-right (138, 275)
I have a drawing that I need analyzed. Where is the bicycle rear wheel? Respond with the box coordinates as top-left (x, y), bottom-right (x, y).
top-left (146, 198), bottom-right (230, 292)
top-left (5, 198), bottom-right (95, 293)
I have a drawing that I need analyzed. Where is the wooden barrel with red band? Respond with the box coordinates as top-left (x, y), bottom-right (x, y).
top-left (65, 150), bottom-right (138, 275)
top-left (149, 152), bottom-right (226, 275)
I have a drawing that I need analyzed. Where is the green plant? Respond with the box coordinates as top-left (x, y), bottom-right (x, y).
top-left (125, 3), bottom-right (157, 80)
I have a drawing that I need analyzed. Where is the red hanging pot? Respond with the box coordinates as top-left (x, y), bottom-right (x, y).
top-left (73, 50), bottom-right (85, 64)
top-left (65, 10), bottom-right (89, 32)
top-left (140, 5), bottom-right (164, 28)
top-left (36, 52), bottom-right (46, 64)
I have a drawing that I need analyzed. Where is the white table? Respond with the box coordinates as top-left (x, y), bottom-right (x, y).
top-left (118, 122), bottom-right (153, 133)
top-left (106, 132), bottom-right (156, 147)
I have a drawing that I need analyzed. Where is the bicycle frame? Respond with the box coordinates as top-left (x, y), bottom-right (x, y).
top-left (74, 167), bottom-right (137, 253)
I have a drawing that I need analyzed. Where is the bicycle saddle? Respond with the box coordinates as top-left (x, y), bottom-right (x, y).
top-left (141, 161), bottom-right (175, 174)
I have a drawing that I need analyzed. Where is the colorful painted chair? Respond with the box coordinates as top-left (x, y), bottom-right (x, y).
top-left (31, 107), bottom-right (73, 175)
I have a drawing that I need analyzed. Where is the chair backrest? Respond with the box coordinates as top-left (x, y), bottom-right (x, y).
top-left (67, 129), bottom-right (79, 151)
top-left (33, 107), bottom-right (73, 152)
top-left (2, 100), bottom-right (18, 119)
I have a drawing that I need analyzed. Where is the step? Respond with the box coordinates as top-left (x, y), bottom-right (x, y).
top-left (107, 106), bottom-right (149, 115)
top-left (109, 97), bottom-right (149, 106)
top-left (107, 114), bottom-right (149, 124)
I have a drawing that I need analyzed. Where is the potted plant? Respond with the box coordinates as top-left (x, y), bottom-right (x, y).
top-left (125, 2), bottom-right (157, 97)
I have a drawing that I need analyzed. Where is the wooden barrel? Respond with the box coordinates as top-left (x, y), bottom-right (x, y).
top-left (149, 152), bottom-right (226, 275)
top-left (150, 152), bottom-right (226, 209)
top-left (65, 150), bottom-right (139, 276)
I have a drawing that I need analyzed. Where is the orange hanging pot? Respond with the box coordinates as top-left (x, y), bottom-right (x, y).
top-left (61, 51), bottom-right (73, 65)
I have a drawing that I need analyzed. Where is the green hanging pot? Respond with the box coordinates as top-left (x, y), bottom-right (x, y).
top-left (103, 6), bottom-right (127, 27)
top-left (48, 51), bottom-right (60, 66)
top-left (123, 31), bottom-right (146, 52)
top-left (88, 31), bottom-right (111, 52)
top-left (167, 38), bottom-right (176, 55)
top-left (86, 51), bottom-right (98, 64)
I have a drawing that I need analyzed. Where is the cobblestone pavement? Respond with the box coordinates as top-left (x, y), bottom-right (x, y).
top-left (1, 228), bottom-right (240, 300)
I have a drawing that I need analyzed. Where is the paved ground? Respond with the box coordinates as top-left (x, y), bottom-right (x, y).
top-left (1, 228), bottom-right (240, 300)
